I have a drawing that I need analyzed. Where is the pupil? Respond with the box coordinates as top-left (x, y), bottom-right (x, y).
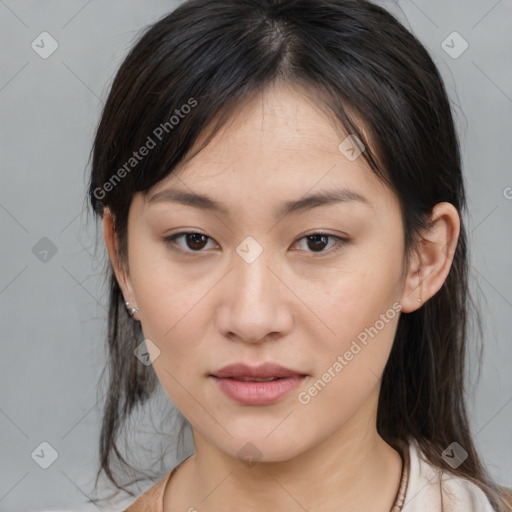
top-left (187, 233), bottom-right (207, 250)
top-left (308, 234), bottom-right (327, 252)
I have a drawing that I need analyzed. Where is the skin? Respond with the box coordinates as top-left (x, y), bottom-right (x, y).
top-left (103, 81), bottom-right (460, 511)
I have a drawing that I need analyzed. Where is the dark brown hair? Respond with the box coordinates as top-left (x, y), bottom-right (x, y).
top-left (86, 0), bottom-right (511, 509)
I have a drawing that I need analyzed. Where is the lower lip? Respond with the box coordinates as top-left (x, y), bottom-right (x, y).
top-left (211, 375), bottom-right (305, 405)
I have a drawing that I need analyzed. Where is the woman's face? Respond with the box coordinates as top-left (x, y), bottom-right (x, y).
top-left (115, 83), bottom-right (415, 463)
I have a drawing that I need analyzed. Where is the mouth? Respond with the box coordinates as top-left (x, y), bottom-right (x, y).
top-left (209, 362), bottom-right (307, 405)
top-left (222, 376), bottom-right (284, 382)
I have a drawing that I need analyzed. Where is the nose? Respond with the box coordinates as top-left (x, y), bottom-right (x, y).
top-left (216, 253), bottom-right (293, 344)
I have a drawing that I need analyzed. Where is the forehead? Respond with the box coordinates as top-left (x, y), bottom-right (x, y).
top-left (226, 86), bottom-right (345, 156)
top-left (141, 83), bottom-right (396, 217)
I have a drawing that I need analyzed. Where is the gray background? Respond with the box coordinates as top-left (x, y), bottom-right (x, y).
top-left (1, 1), bottom-right (511, 510)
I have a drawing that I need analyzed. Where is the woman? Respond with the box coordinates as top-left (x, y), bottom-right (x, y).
top-left (87, 0), bottom-right (511, 510)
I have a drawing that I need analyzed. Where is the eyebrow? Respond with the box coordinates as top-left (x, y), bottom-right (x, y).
top-left (147, 187), bottom-right (373, 218)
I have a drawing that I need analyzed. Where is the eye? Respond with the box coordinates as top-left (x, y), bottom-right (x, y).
top-left (164, 231), bottom-right (217, 254)
top-left (292, 232), bottom-right (348, 255)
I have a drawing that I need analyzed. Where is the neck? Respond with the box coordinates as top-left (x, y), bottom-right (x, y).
top-left (165, 395), bottom-right (403, 511)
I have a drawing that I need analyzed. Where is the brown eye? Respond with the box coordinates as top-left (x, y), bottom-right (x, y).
top-left (306, 234), bottom-right (329, 252)
top-left (164, 232), bottom-right (215, 253)
top-left (293, 232), bottom-right (348, 255)
top-left (184, 233), bottom-right (209, 250)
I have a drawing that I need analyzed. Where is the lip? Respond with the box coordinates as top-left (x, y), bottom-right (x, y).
top-left (210, 363), bottom-right (307, 405)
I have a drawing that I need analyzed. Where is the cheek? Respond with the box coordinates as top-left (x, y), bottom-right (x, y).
top-left (126, 243), bottom-right (206, 361)
top-left (134, 267), bottom-right (211, 412)
top-left (129, 234), bottom-right (201, 320)
top-left (305, 243), bottom-right (403, 357)
top-left (297, 292), bottom-right (400, 427)
top-left (136, 272), bottom-right (209, 359)
top-left (296, 242), bottom-right (403, 418)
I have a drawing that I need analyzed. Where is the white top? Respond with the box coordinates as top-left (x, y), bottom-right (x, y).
top-left (403, 440), bottom-right (495, 511)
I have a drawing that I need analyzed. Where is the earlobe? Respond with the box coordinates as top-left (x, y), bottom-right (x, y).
top-left (399, 202), bottom-right (460, 313)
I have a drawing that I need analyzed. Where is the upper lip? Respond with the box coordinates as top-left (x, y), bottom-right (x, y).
top-left (211, 363), bottom-right (306, 379)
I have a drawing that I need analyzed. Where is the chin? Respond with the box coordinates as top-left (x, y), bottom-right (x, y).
top-left (205, 421), bottom-right (313, 465)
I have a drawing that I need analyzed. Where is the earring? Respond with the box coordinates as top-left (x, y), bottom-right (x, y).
top-left (417, 297), bottom-right (422, 302)
top-left (125, 300), bottom-right (139, 317)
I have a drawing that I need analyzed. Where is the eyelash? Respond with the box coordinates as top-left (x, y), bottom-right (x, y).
top-left (163, 231), bottom-right (348, 257)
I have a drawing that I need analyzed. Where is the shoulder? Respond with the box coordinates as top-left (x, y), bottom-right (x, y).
top-left (124, 471), bottom-right (172, 512)
top-left (402, 440), bottom-right (495, 512)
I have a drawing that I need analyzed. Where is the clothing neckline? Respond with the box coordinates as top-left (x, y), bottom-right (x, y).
top-left (390, 438), bottom-right (411, 511)
top-left (159, 445), bottom-right (410, 511)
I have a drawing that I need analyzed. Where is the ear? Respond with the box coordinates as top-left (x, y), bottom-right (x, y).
top-left (103, 208), bottom-right (138, 316)
top-left (399, 202), bottom-right (460, 313)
